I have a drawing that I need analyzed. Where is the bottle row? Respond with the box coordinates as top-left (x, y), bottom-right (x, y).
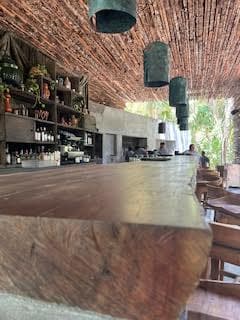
top-left (5, 145), bottom-right (60, 165)
top-left (35, 127), bottom-right (55, 142)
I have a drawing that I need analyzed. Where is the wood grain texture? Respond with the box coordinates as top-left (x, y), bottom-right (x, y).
top-left (0, 1), bottom-right (239, 107)
top-left (207, 194), bottom-right (240, 217)
top-left (0, 157), bottom-right (208, 229)
top-left (215, 211), bottom-right (240, 226)
top-left (0, 157), bottom-right (211, 319)
top-left (187, 288), bottom-right (240, 320)
top-left (199, 280), bottom-right (240, 300)
top-left (210, 222), bottom-right (240, 250)
top-left (0, 216), bottom-right (210, 320)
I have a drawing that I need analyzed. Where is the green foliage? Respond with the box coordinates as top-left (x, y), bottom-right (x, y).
top-left (189, 99), bottom-right (234, 167)
top-left (125, 100), bottom-right (175, 121)
top-left (126, 98), bottom-right (234, 168)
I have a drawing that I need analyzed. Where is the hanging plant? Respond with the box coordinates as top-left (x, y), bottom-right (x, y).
top-left (72, 95), bottom-right (85, 112)
top-left (25, 77), bottom-right (45, 109)
top-left (29, 64), bottom-right (49, 78)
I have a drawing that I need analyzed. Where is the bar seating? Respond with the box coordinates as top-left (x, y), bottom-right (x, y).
top-left (206, 184), bottom-right (228, 200)
top-left (187, 286), bottom-right (240, 319)
top-left (206, 193), bottom-right (240, 226)
top-left (187, 222), bottom-right (240, 319)
top-left (196, 169), bottom-right (222, 202)
top-left (208, 222), bottom-right (240, 280)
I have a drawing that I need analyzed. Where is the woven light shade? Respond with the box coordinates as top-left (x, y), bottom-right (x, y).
top-left (144, 41), bottom-right (170, 88)
top-left (169, 77), bottom-right (188, 107)
top-left (176, 103), bottom-right (189, 119)
top-left (180, 123), bottom-right (189, 131)
top-left (158, 122), bottom-right (166, 134)
top-left (179, 117), bottom-right (189, 131)
top-left (88, 0), bottom-right (136, 34)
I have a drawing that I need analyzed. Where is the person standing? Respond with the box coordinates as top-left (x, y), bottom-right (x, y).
top-left (159, 142), bottom-right (169, 155)
top-left (199, 151), bottom-right (210, 168)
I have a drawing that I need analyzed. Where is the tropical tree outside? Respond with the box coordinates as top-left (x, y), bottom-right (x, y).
top-left (189, 98), bottom-right (234, 167)
top-left (126, 98), bottom-right (234, 167)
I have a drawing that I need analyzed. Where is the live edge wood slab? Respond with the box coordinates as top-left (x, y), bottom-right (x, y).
top-left (0, 157), bottom-right (212, 320)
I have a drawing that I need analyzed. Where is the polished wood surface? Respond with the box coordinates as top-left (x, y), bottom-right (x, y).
top-left (207, 194), bottom-right (240, 217)
top-left (0, 157), bottom-right (211, 320)
top-left (0, 157), bottom-right (207, 228)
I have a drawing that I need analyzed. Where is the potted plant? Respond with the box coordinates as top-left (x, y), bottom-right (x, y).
top-left (25, 78), bottom-right (49, 121)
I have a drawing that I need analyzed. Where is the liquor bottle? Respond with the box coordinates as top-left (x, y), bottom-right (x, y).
top-left (41, 127), bottom-right (45, 142)
top-left (35, 128), bottom-right (39, 141)
top-left (5, 144), bottom-right (11, 165)
top-left (11, 152), bottom-right (16, 165)
top-left (64, 77), bottom-right (71, 90)
top-left (16, 152), bottom-right (22, 165)
top-left (43, 127), bottom-right (47, 142)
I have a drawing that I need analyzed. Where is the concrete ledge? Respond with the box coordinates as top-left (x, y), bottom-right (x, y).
top-left (0, 294), bottom-right (124, 320)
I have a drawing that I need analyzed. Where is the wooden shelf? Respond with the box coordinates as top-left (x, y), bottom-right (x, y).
top-left (10, 88), bottom-right (55, 106)
top-left (6, 140), bottom-right (56, 145)
top-left (56, 86), bottom-right (72, 93)
top-left (57, 123), bottom-right (84, 131)
top-left (56, 86), bottom-right (82, 97)
top-left (5, 113), bottom-right (55, 125)
top-left (36, 75), bottom-right (54, 83)
top-left (57, 103), bottom-right (81, 115)
top-left (35, 118), bottom-right (55, 125)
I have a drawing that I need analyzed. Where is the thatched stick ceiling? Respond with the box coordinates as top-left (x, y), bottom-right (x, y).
top-left (0, 0), bottom-right (239, 108)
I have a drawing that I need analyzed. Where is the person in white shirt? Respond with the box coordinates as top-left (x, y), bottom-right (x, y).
top-left (184, 144), bottom-right (198, 155)
top-left (159, 142), bottom-right (169, 155)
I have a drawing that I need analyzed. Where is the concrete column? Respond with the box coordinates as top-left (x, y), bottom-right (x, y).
top-left (233, 97), bottom-right (240, 163)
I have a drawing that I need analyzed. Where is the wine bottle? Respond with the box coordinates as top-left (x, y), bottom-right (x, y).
top-left (5, 144), bottom-right (11, 165)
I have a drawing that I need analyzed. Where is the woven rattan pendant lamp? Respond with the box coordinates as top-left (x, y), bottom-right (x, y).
top-left (179, 117), bottom-right (189, 131)
top-left (169, 77), bottom-right (188, 107)
top-left (144, 41), bottom-right (170, 87)
top-left (176, 101), bottom-right (189, 119)
top-left (88, 0), bottom-right (136, 33)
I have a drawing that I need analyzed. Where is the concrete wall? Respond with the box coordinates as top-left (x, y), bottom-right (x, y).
top-left (89, 101), bottom-right (190, 163)
top-left (233, 97), bottom-right (240, 163)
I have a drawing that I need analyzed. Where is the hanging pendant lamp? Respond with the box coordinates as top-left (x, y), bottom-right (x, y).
top-left (176, 102), bottom-right (189, 119)
top-left (179, 117), bottom-right (189, 131)
top-left (169, 77), bottom-right (187, 107)
top-left (88, 0), bottom-right (136, 33)
top-left (158, 122), bottom-right (166, 134)
top-left (144, 41), bottom-right (170, 87)
top-left (179, 122), bottom-right (189, 131)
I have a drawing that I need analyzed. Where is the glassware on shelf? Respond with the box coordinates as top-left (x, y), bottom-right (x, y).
top-left (64, 76), bottom-right (71, 90)
top-left (42, 83), bottom-right (51, 100)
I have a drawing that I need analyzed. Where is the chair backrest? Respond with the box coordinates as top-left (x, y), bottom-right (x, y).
top-left (210, 222), bottom-right (240, 266)
top-left (207, 177), bottom-right (223, 187)
top-left (206, 185), bottom-right (227, 199)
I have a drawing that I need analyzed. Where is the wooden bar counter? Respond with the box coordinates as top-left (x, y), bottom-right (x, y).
top-left (0, 157), bottom-right (212, 320)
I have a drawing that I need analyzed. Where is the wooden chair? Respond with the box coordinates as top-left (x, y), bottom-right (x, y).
top-left (206, 184), bottom-right (227, 200)
top-left (187, 222), bottom-right (240, 319)
top-left (209, 222), bottom-right (240, 280)
top-left (207, 194), bottom-right (240, 226)
top-left (187, 286), bottom-right (240, 319)
top-left (196, 177), bottom-right (223, 203)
